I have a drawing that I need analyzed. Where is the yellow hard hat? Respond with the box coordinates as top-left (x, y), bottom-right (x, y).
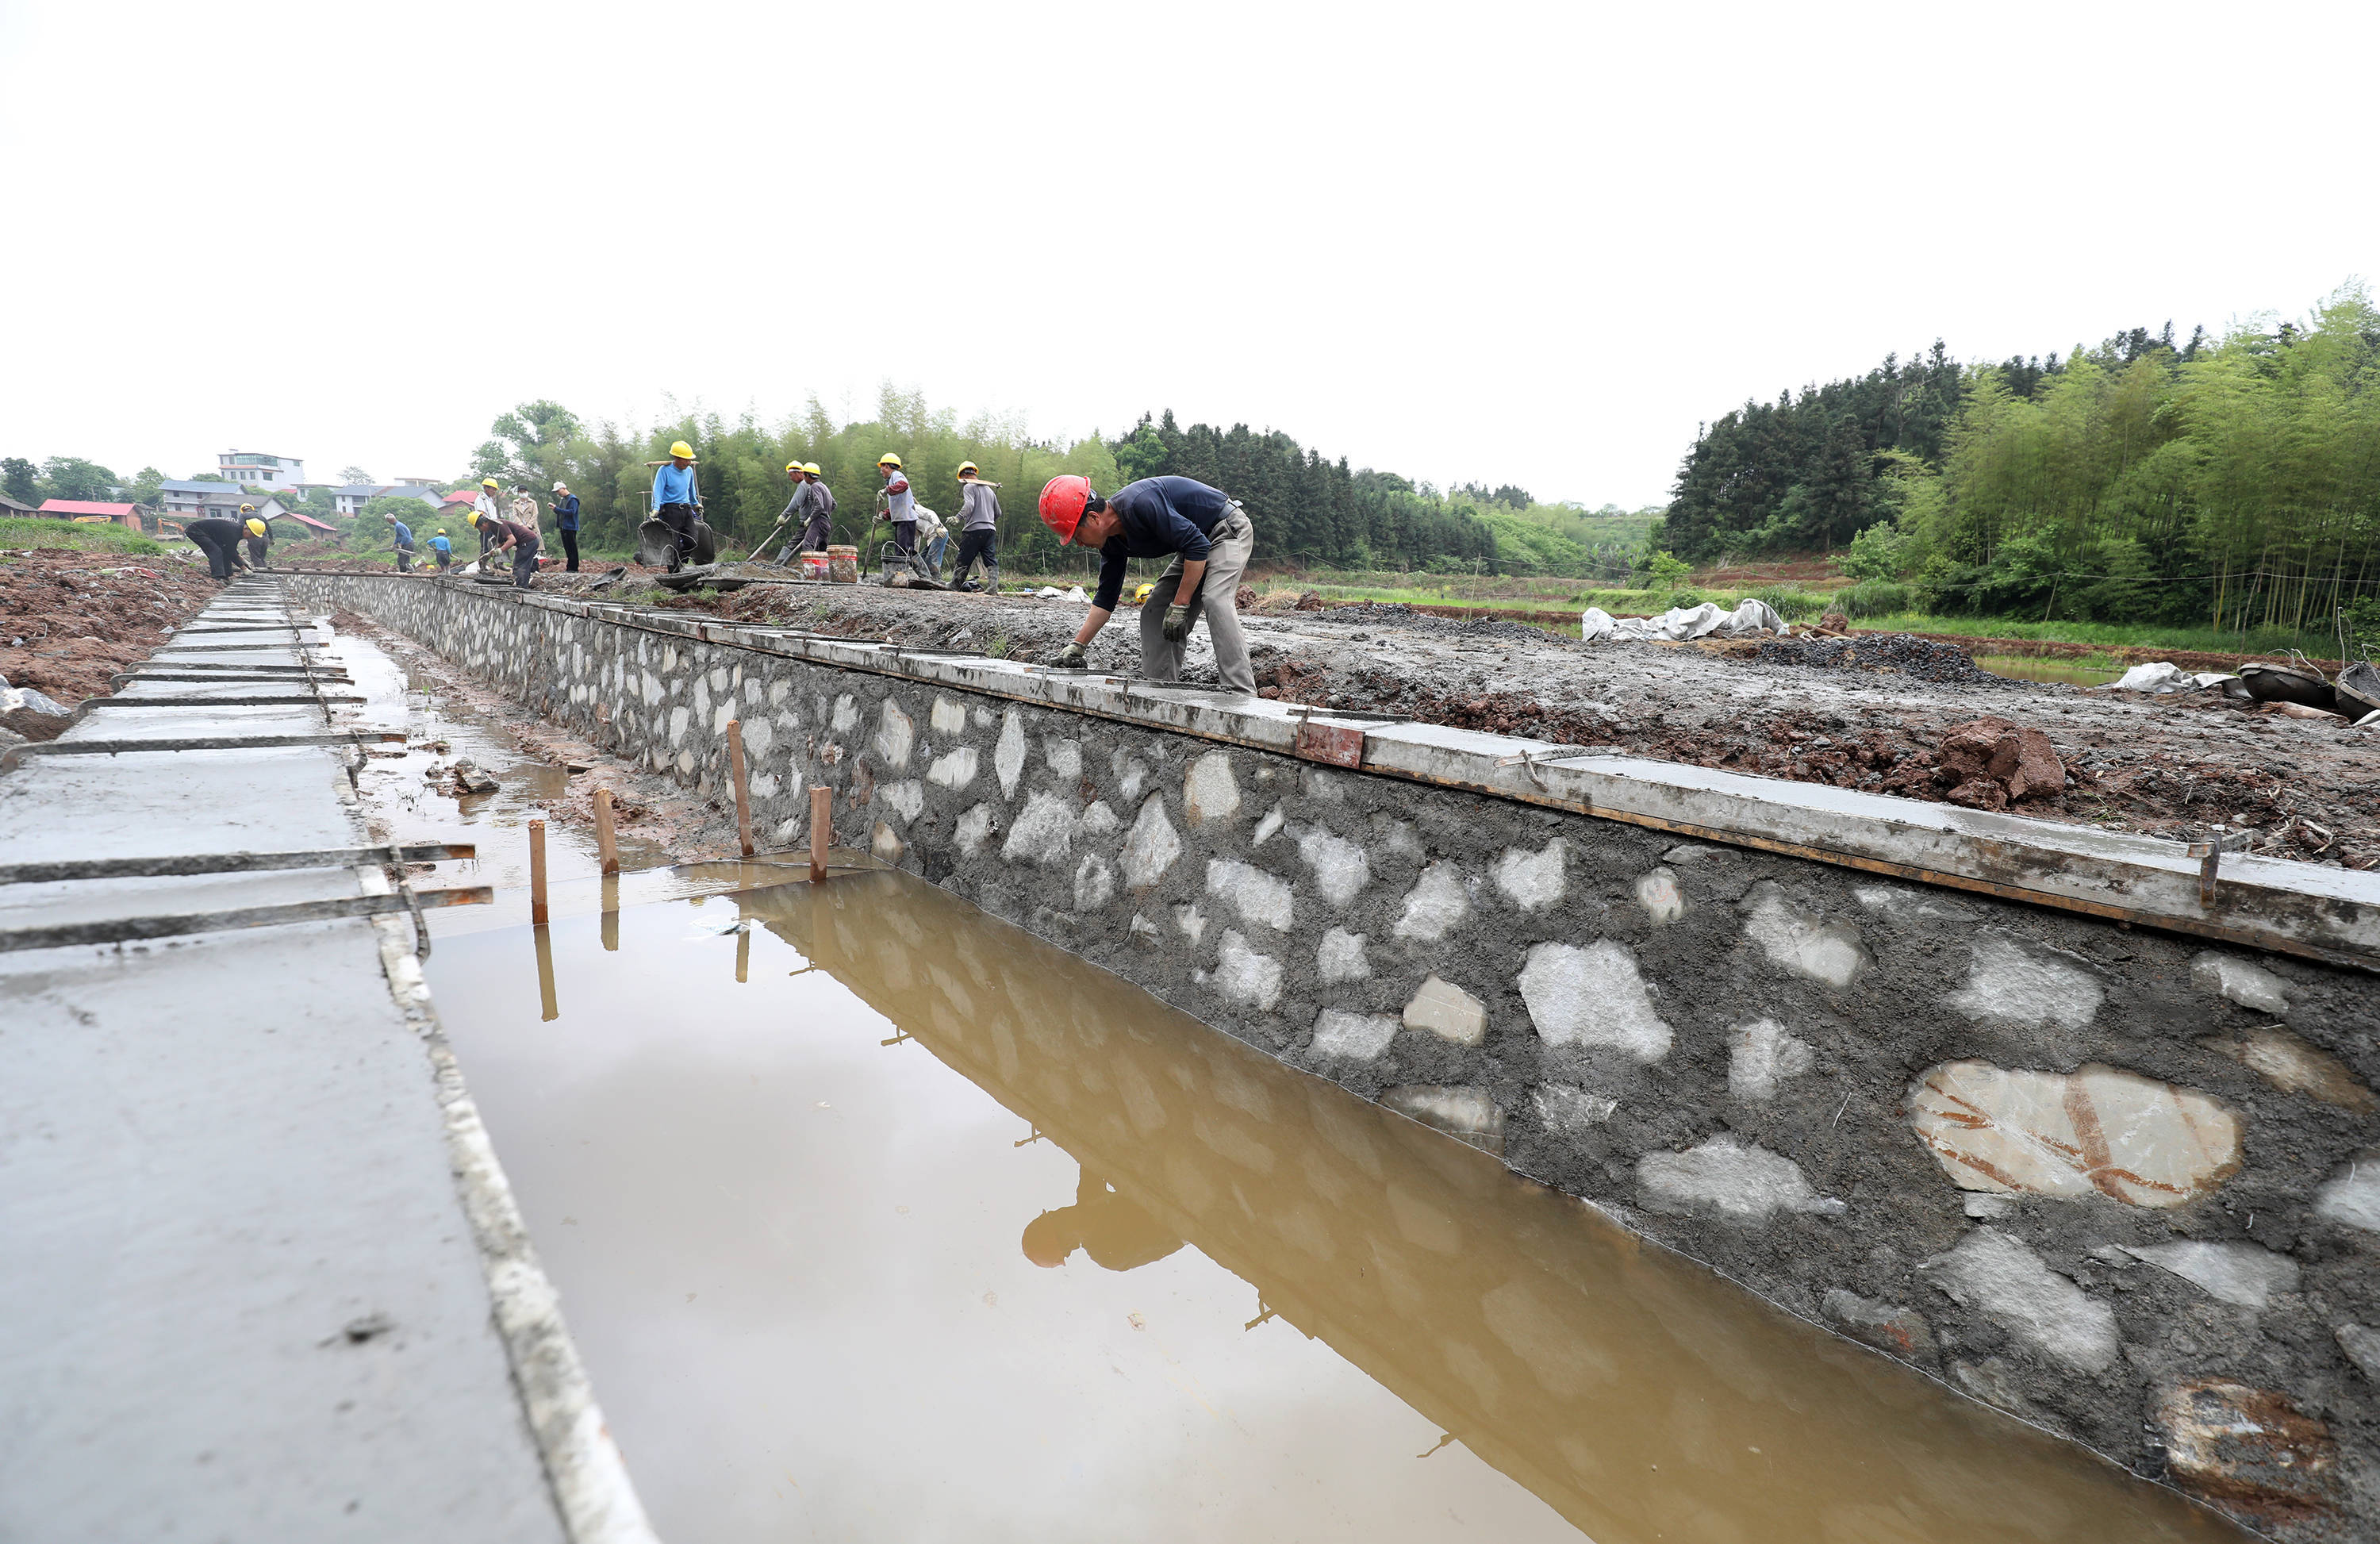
top-left (670, 440), bottom-right (695, 459)
top-left (785, 461), bottom-right (801, 474)
top-left (877, 453), bottom-right (903, 470)
top-left (238, 502), bottom-right (255, 512)
top-left (481, 477), bottom-right (499, 489)
top-left (466, 509), bottom-right (481, 525)
top-left (957, 461), bottom-right (978, 478)
top-left (245, 518), bottom-right (267, 537)
top-left (802, 463), bottom-right (823, 477)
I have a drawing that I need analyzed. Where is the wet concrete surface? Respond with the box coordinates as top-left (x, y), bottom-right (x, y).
top-left (424, 871), bottom-right (2249, 1544)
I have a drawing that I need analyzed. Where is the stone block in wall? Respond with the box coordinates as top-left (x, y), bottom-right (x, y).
top-left (1907, 1061), bottom-right (2243, 1207)
top-left (1919, 1227), bottom-right (2117, 1374)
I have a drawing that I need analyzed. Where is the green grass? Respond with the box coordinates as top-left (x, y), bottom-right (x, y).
top-left (0, 517), bottom-right (167, 556)
top-left (1852, 613), bottom-right (2342, 658)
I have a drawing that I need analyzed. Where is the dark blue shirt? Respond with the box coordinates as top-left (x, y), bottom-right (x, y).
top-left (1095, 476), bottom-right (1231, 611)
top-left (555, 494), bottom-right (580, 532)
top-left (390, 520), bottom-right (412, 547)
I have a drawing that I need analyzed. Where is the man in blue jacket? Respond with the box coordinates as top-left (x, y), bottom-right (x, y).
top-left (551, 482), bottom-right (582, 571)
top-left (648, 440), bottom-right (701, 571)
top-left (388, 513), bottom-right (414, 572)
top-left (1037, 474), bottom-right (1256, 693)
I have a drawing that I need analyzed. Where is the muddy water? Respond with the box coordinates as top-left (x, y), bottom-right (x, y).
top-left (428, 873), bottom-right (2241, 1544)
top-left (1973, 653), bottom-right (2124, 688)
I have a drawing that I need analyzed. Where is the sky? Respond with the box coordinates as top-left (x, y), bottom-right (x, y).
top-left (5, 0), bottom-right (2375, 508)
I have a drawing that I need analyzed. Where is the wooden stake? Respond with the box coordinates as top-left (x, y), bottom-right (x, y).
top-left (727, 719), bottom-right (754, 858)
top-left (593, 785), bottom-right (619, 874)
top-left (534, 922), bottom-right (559, 1021)
top-left (528, 819), bottom-right (549, 925)
top-left (809, 785), bottom-right (831, 883)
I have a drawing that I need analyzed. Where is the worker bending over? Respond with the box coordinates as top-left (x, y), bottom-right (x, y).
top-left (650, 440), bottom-right (701, 570)
top-left (470, 507), bottom-right (541, 590)
top-left (389, 512), bottom-right (415, 572)
top-left (183, 515), bottom-right (256, 584)
top-left (1040, 474), bottom-right (1256, 693)
top-left (952, 463), bottom-right (1001, 592)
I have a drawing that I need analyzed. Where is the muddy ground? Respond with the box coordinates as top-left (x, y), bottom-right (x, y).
top-left (0, 547), bottom-right (225, 739)
top-left (489, 567), bottom-right (2380, 871)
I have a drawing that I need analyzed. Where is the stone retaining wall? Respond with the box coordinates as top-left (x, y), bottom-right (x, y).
top-left (298, 575), bottom-right (2380, 1541)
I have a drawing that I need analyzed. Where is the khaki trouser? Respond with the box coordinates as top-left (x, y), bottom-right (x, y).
top-left (1139, 505), bottom-right (1255, 694)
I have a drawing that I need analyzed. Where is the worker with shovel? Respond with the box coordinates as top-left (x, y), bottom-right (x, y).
top-left (470, 506), bottom-right (542, 590)
top-left (240, 505), bottom-right (272, 571)
top-left (648, 440), bottom-right (702, 572)
top-left (1039, 474), bottom-right (1256, 693)
top-left (388, 512), bottom-right (416, 572)
top-left (770, 462), bottom-right (823, 565)
top-left (472, 477), bottom-right (503, 565)
top-left (951, 462), bottom-right (1002, 592)
top-left (430, 529), bottom-right (454, 571)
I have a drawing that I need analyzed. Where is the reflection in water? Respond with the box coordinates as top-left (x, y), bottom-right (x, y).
top-left (432, 871), bottom-right (2243, 1544)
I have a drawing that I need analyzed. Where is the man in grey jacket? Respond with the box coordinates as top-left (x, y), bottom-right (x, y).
top-left (951, 462), bottom-right (1001, 592)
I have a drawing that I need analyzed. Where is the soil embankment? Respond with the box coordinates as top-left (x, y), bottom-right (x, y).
top-left (480, 570), bottom-right (2380, 870)
top-left (0, 547), bottom-right (222, 738)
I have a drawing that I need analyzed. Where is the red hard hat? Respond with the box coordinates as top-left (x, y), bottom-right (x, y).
top-left (1038, 474), bottom-right (1093, 540)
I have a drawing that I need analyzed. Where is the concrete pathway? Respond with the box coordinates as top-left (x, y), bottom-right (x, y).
top-left (0, 579), bottom-right (643, 1542)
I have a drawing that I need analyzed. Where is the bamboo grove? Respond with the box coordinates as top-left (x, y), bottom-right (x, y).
top-left (1660, 282), bottom-right (2380, 632)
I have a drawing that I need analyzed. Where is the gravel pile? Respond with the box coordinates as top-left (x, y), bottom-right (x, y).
top-left (1752, 632), bottom-right (2013, 689)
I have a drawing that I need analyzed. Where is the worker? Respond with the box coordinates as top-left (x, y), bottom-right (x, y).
top-left (873, 453), bottom-right (923, 577)
top-left (473, 477), bottom-right (502, 563)
top-left (182, 514), bottom-right (251, 584)
top-left (240, 506), bottom-right (271, 571)
top-left (951, 462), bottom-right (1001, 592)
top-left (470, 506), bottom-right (541, 590)
top-left (1039, 474), bottom-right (1256, 693)
top-left (913, 501), bottom-right (948, 581)
top-left (430, 528), bottom-right (454, 571)
top-left (802, 463), bottom-right (835, 548)
top-left (650, 440), bottom-right (701, 570)
top-left (388, 511), bottom-right (415, 573)
top-left (771, 462), bottom-right (816, 565)
top-left (551, 482), bottom-right (581, 572)
top-left (1021, 1166), bottom-right (1184, 1272)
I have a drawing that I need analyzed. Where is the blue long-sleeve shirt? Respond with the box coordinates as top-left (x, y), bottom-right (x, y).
top-left (651, 463), bottom-right (698, 509)
top-left (554, 494), bottom-right (580, 532)
top-left (390, 520), bottom-right (412, 547)
top-left (1093, 476), bottom-right (1232, 612)
top-left (430, 534), bottom-right (451, 556)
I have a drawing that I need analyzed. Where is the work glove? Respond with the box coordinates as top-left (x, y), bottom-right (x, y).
top-left (1055, 642), bottom-right (1088, 669)
top-left (1161, 603), bottom-right (1193, 643)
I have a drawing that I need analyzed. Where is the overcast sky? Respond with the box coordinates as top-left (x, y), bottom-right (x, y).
top-left (5, 1), bottom-right (2374, 507)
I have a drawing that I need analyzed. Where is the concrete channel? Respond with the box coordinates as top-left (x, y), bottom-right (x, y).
top-left (0, 576), bottom-right (651, 1543)
top-left (4, 569), bottom-right (2374, 1540)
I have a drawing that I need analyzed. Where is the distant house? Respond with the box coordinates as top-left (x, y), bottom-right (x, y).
top-left (160, 479), bottom-right (245, 517)
top-left (40, 499), bottom-right (144, 531)
top-left (218, 450), bottom-right (305, 487)
top-left (0, 494), bottom-right (33, 518)
top-left (330, 483), bottom-right (385, 517)
top-left (382, 484), bottom-right (444, 509)
top-left (270, 509), bottom-right (336, 536)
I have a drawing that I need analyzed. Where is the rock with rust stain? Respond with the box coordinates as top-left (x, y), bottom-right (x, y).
top-left (1937, 716), bottom-right (2067, 803)
top-left (1821, 1289), bottom-right (1938, 1365)
top-left (2153, 1379), bottom-right (2344, 1523)
top-left (1907, 1061), bottom-right (2242, 1207)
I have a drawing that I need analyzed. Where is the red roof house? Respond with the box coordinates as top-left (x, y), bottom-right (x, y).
top-left (40, 500), bottom-right (143, 530)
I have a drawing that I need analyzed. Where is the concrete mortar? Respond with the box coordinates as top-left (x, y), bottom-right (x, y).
top-left (299, 574), bottom-right (2380, 1543)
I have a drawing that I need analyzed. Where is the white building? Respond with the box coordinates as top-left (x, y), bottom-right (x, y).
top-left (217, 450), bottom-right (306, 487)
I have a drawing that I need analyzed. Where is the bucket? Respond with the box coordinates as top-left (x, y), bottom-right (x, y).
top-left (799, 552), bottom-right (831, 581)
top-left (827, 544), bottom-right (858, 585)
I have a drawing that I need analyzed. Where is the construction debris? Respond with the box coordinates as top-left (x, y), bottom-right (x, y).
top-left (1754, 632), bottom-right (2006, 689)
top-left (450, 759), bottom-right (499, 795)
top-left (1580, 599), bottom-right (1787, 643)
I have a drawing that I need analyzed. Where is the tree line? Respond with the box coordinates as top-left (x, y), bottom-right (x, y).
top-left (459, 390), bottom-right (1645, 578)
top-left (1657, 283), bottom-right (2380, 632)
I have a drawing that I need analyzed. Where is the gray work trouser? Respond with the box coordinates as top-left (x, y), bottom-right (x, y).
top-left (1140, 505), bottom-right (1255, 694)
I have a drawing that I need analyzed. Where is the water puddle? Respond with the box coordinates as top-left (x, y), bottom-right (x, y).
top-left (1973, 653), bottom-right (2124, 688)
top-left (428, 874), bottom-right (2243, 1544)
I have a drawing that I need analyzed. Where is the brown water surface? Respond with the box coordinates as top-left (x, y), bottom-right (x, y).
top-left (428, 872), bottom-right (2243, 1544)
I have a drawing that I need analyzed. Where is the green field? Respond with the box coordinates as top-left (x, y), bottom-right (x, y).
top-left (0, 517), bottom-right (167, 556)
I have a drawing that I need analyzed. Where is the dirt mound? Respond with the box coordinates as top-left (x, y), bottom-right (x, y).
top-left (1934, 716), bottom-right (2067, 808)
top-left (0, 551), bottom-right (220, 709)
top-left (1325, 600), bottom-right (1557, 646)
top-left (1752, 632), bottom-right (2007, 689)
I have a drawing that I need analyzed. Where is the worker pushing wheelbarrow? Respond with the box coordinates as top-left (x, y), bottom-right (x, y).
top-left (639, 440), bottom-right (719, 572)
